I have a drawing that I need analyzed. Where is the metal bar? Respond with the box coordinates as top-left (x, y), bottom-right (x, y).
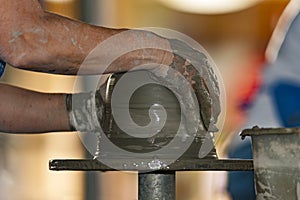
top-left (138, 172), bottom-right (175, 200)
top-left (49, 159), bottom-right (254, 171)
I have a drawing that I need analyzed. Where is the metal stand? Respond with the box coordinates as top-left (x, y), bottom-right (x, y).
top-left (138, 172), bottom-right (175, 200)
top-left (49, 159), bottom-right (253, 171)
top-left (49, 158), bottom-right (253, 200)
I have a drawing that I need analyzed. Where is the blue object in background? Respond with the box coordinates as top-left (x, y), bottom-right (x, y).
top-left (227, 141), bottom-right (255, 200)
top-left (0, 60), bottom-right (6, 78)
top-left (272, 81), bottom-right (300, 127)
top-left (227, 3), bottom-right (300, 200)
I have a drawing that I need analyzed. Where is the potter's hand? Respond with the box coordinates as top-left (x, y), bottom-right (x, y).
top-left (151, 39), bottom-right (220, 132)
top-left (65, 89), bottom-right (105, 132)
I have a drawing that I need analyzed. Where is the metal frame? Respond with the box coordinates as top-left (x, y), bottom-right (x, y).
top-left (49, 158), bottom-right (253, 200)
top-left (49, 158), bottom-right (253, 171)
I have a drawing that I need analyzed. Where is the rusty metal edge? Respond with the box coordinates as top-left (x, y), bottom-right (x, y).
top-left (240, 126), bottom-right (300, 140)
top-left (49, 159), bottom-right (253, 171)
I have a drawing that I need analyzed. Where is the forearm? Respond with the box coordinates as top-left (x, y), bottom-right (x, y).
top-left (0, 0), bottom-right (122, 73)
top-left (0, 0), bottom-right (173, 75)
top-left (0, 83), bottom-right (70, 133)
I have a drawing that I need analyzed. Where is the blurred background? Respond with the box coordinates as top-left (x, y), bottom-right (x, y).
top-left (0, 0), bottom-right (290, 199)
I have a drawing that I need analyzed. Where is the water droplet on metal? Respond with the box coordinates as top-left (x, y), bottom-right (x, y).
top-left (122, 163), bottom-right (128, 169)
top-left (148, 159), bottom-right (162, 170)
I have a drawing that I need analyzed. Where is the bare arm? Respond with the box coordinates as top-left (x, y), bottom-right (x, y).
top-left (0, 83), bottom-right (70, 133)
top-left (0, 0), bottom-right (173, 75)
top-left (0, 0), bottom-right (220, 134)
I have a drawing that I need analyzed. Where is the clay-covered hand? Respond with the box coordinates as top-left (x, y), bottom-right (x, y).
top-left (150, 39), bottom-right (221, 132)
top-left (65, 89), bottom-right (105, 132)
top-left (64, 38), bottom-right (221, 134)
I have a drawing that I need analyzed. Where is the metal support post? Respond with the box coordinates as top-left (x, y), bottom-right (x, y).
top-left (138, 172), bottom-right (176, 200)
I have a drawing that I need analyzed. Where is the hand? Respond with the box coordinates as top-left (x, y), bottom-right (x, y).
top-left (150, 38), bottom-right (221, 133)
top-left (65, 89), bottom-right (105, 133)
top-left (65, 36), bottom-right (221, 135)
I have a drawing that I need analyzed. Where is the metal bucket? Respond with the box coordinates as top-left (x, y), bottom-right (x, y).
top-left (241, 127), bottom-right (300, 200)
